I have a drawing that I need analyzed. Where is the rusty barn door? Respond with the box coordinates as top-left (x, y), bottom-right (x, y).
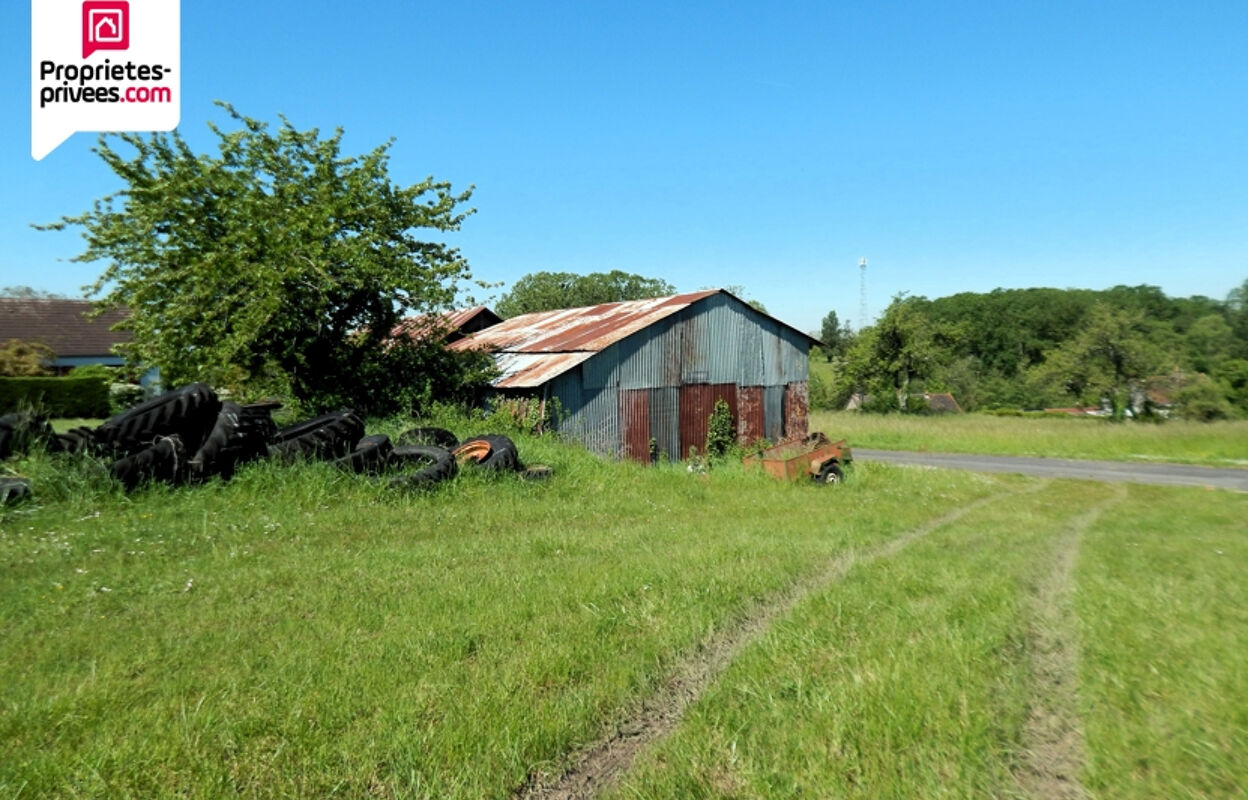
top-left (619, 389), bottom-right (651, 462)
top-left (679, 384), bottom-right (738, 456)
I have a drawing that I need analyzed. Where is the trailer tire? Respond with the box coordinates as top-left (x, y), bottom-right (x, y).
top-left (814, 461), bottom-right (843, 485)
top-left (457, 434), bottom-right (520, 472)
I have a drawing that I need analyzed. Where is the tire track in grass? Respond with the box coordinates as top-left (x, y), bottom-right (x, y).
top-left (514, 480), bottom-right (1049, 800)
top-left (1015, 483), bottom-right (1127, 800)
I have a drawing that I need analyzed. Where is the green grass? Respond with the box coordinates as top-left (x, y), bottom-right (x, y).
top-left (49, 418), bottom-right (105, 433)
top-left (1076, 485), bottom-right (1248, 799)
top-left (0, 428), bottom-right (999, 799)
top-left (3, 420), bottom-right (1244, 799)
top-left (810, 410), bottom-right (1248, 467)
top-left (608, 482), bottom-right (1248, 799)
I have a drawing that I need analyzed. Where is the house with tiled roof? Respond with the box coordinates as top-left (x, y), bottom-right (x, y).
top-left (0, 298), bottom-right (132, 374)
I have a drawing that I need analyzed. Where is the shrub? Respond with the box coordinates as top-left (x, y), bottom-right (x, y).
top-left (705, 398), bottom-right (735, 458)
top-left (0, 376), bottom-right (109, 417)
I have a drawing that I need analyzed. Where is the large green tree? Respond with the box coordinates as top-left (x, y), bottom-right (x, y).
top-left (846, 294), bottom-right (945, 410)
top-left (496, 270), bottom-right (674, 318)
top-left (38, 103), bottom-right (490, 413)
top-left (1027, 303), bottom-right (1172, 419)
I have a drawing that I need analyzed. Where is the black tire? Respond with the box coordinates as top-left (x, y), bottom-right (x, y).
top-left (396, 427), bottom-right (459, 450)
top-left (813, 461), bottom-right (843, 485)
top-left (189, 402), bottom-right (245, 481)
top-left (95, 383), bottom-right (220, 457)
top-left (270, 410), bottom-right (365, 462)
top-left (458, 434), bottom-right (521, 472)
top-left (108, 435), bottom-right (188, 491)
top-left (332, 434), bottom-right (394, 475)
top-left (387, 444), bottom-right (458, 488)
top-left (48, 426), bottom-right (100, 456)
top-left (519, 465), bottom-right (554, 482)
top-left (0, 477), bottom-right (31, 506)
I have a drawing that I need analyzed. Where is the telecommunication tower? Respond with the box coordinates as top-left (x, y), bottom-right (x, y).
top-left (858, 258), bottom-right (868, 330)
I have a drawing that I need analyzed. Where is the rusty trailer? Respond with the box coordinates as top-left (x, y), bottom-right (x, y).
top-left (744, 432), bottom-right (851, 484)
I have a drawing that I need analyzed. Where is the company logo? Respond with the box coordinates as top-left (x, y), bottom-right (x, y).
top-left (32, 0), bottom-right (180, 160)
top-left (82, 1), bottom-right (130, 59)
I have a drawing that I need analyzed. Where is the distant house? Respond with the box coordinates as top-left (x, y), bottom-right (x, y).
top-left (450, 290), bottom-right (820, 461)
top-left (391, 306), bottom-right (503, 345)
top-left (0, 298), bottom-right (130, 374)
top-left (846, 391), bottom-right (963, 413)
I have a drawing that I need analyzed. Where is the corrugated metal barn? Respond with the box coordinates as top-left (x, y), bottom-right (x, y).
top-left (450, 290), bottom-right (820, 461)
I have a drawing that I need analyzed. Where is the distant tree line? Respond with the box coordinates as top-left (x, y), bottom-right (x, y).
top-left (812, 280), bottom-right (1248, 420)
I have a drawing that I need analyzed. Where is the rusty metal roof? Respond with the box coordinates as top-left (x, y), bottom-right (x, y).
top-left (391, 306), bottom-right (502, 342)
top-left (451, 290), bottom-right (817, 389)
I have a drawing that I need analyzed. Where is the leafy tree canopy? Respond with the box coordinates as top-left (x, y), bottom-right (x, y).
top-left (37, 102), bottom-right (490, 413)
top-left (2, 286), bottom-right (67, 298)
top-left (496, 270), bottom-right (675, 318)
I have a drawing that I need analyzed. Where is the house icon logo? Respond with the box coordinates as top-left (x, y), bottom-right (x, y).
top-left (82, 1), bottom-right (130, 58)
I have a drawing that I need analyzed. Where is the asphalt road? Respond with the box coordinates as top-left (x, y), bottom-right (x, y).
top-left (854, 449), bottom-right (1248, 492)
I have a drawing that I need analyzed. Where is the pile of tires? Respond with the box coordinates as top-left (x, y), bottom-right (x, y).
top-left (2, 387), bottom-right (554, 500)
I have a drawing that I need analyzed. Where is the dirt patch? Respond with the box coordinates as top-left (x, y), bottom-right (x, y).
top-left (1015, 484), bottom-right (1127, 800)
top-left (514, 482), bottom-right (1045, 800)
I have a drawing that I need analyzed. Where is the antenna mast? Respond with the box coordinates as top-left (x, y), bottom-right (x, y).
top-left (858, 257), bottom-right (868, 330)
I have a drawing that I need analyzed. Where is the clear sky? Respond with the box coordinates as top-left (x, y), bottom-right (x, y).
top-left (4, 1), bottom-right (1247, 334)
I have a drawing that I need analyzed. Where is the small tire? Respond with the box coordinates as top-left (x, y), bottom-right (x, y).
top-left (387, 444), bottom-right (458, 488)
top-left (396, 427), bottom-right (459, 450)
top-left (813, 461), bottom-right (843, 485)
top-left (457, 434), bottom-right (520, 472)
top-left (333, 434), bottom-right (394, 475)
top-left (519, 465), bottom-right (554, 482)
top-left (0, 477), bottom-right (31, 506)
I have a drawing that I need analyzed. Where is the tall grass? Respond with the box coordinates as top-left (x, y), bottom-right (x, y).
top-left (0, 424), bottom-right (1000, 799)
top-left (811, 410), bottom-right (1248, 466)
top-left (1076, 485), bottom-right (1248, 799)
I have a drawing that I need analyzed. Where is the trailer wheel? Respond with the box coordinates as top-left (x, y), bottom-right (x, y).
top-left (814, 461), bottom-right (842, 485)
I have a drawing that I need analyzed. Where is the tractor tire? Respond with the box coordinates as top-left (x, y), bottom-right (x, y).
top-left (48, 426), bottom-right (100, 456)
top-left (95, 383), bottom-right (220, 457)
top-left (396, 427), bottom-right (459, 450)
top-left (109, 435), bottom-right (188, 491)
top-left (387, 444), bottom-right (458, 489)
top-left (332, 434), bottom-right (394, 475)
top-left (457, 434), bottom-right (520, 472)
top-left (270, 410), bottom-right (365, 462)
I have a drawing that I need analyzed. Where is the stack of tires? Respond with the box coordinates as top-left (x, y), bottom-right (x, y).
top-left (2, 384), bottom-right (552, 501)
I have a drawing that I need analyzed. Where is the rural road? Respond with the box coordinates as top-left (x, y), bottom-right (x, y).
top-left (854, 449), bottom-right (1248, 492)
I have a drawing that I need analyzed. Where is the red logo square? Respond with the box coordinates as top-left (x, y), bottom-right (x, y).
top-left (82, 1), bottom-right (129, 58)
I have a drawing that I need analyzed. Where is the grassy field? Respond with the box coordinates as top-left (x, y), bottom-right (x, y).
top-left (810, 409), bottom-right (1248, 467)
top-left (2, 420), bottom-right (1245, 798)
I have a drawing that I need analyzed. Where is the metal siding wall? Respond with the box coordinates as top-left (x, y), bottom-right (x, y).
top-left (680, 308), bottom-right (710, 384)
top-left (581, 344), bottom-right (620, 390)
top-left (738, 316), bottom-right (766, 387)
top-left (618, 315), bottom-right (678, 391)
top-left (679, 383), bottom-right (738, 455)
top-left (764, 385), bottom-right (784, 441)
top-left (779, 328), bottom-right (809, 384)
top-left (784, 381), bottom-right (810, 439)
top-left (648, 387), bottom-right (679, 460)
top-left (738, 386), bottom-right (765, 443)
top-left (619, 389), bottom-right (651, 462)
top-left (577, 386), bottom-right (620, 458)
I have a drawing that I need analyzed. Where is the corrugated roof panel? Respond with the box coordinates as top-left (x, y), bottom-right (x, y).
top-left (449, 291), bottom-right (719, 355)
top-left (492, 351), bottom-right (596, 389)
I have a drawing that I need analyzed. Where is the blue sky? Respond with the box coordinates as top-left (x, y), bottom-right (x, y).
top-left (4, 1), bottom-right (1247, 333)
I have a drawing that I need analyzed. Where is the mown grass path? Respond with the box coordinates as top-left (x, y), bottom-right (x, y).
top-left (1015, 484), bottom-right (1126, 800)
top-left (517, 484), bottom-right (1043, 800)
